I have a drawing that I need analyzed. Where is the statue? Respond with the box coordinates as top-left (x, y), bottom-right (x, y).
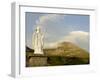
top-left (32, 26), bottom-right (44, 54)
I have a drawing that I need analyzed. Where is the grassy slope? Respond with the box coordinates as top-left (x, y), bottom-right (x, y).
top-left (26, 42), bottom-right (89, 66)
top-left (43, 42), bottom-right (89, 65)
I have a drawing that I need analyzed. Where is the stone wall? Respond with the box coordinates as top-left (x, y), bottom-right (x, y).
top-left (28, 56), bottom-right (47, 67)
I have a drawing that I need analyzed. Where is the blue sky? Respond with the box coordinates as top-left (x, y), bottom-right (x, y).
top-left (25, 12), bottom-right (89, 51)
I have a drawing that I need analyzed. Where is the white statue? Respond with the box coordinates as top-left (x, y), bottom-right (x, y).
top-left (32, 26), bottom-right (44, 54)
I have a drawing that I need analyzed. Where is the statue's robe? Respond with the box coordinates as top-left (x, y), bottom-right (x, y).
top-left (32, 29), bottom-right (44, 54)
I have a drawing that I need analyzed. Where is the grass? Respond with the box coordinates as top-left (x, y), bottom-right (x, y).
top-left (26, 42), bottom-right (89, 67)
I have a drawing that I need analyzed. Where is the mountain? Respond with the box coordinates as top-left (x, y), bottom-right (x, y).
top-left (44, 42), bottom-right (89, 65)
top-left (44, 42), bottom-right (89, 57)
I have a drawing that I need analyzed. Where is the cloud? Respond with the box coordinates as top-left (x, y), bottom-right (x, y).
top-left (36, 14), bottom-right (64, 25)
top-left (36, 14), bottom-right (59, 25)
top-left (62, 31), bottom-right (89, 42)
top-left (35, 14), bottom-right (65, 32)
top-left (69, 31), bottom-right (89, 51)
top-left (62, 31), bottom-right (89, 51)
top-left (44, 31), bottom-right (89, 51)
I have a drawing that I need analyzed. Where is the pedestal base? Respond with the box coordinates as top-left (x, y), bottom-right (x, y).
top-left (27, 54), bottom-right (47, 67)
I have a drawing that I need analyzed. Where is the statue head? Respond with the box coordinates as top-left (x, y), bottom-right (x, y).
top-left (36, 26), bottom-right (40, 33)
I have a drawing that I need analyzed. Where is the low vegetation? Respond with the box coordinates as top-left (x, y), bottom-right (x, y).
top-left (26, 42), bottom-right (89, 67)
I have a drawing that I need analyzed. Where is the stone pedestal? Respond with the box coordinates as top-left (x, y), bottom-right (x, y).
top-left (28, 54), bottom-right (47, 67)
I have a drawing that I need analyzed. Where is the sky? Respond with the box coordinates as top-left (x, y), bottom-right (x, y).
top-left (25, 12), bottom-right (89, 51)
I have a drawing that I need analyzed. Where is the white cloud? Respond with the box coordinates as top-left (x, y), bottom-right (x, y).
top-left (62, 31), bottom-right (89, 42)
top-left (37, 14), bottom-right (59, 24)
top-left (44, 31), bottom-right (89, 51)
top-left (63, 31), bottom-right (89, 51)
top-left (35, 14), bottom-right (65, 32)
